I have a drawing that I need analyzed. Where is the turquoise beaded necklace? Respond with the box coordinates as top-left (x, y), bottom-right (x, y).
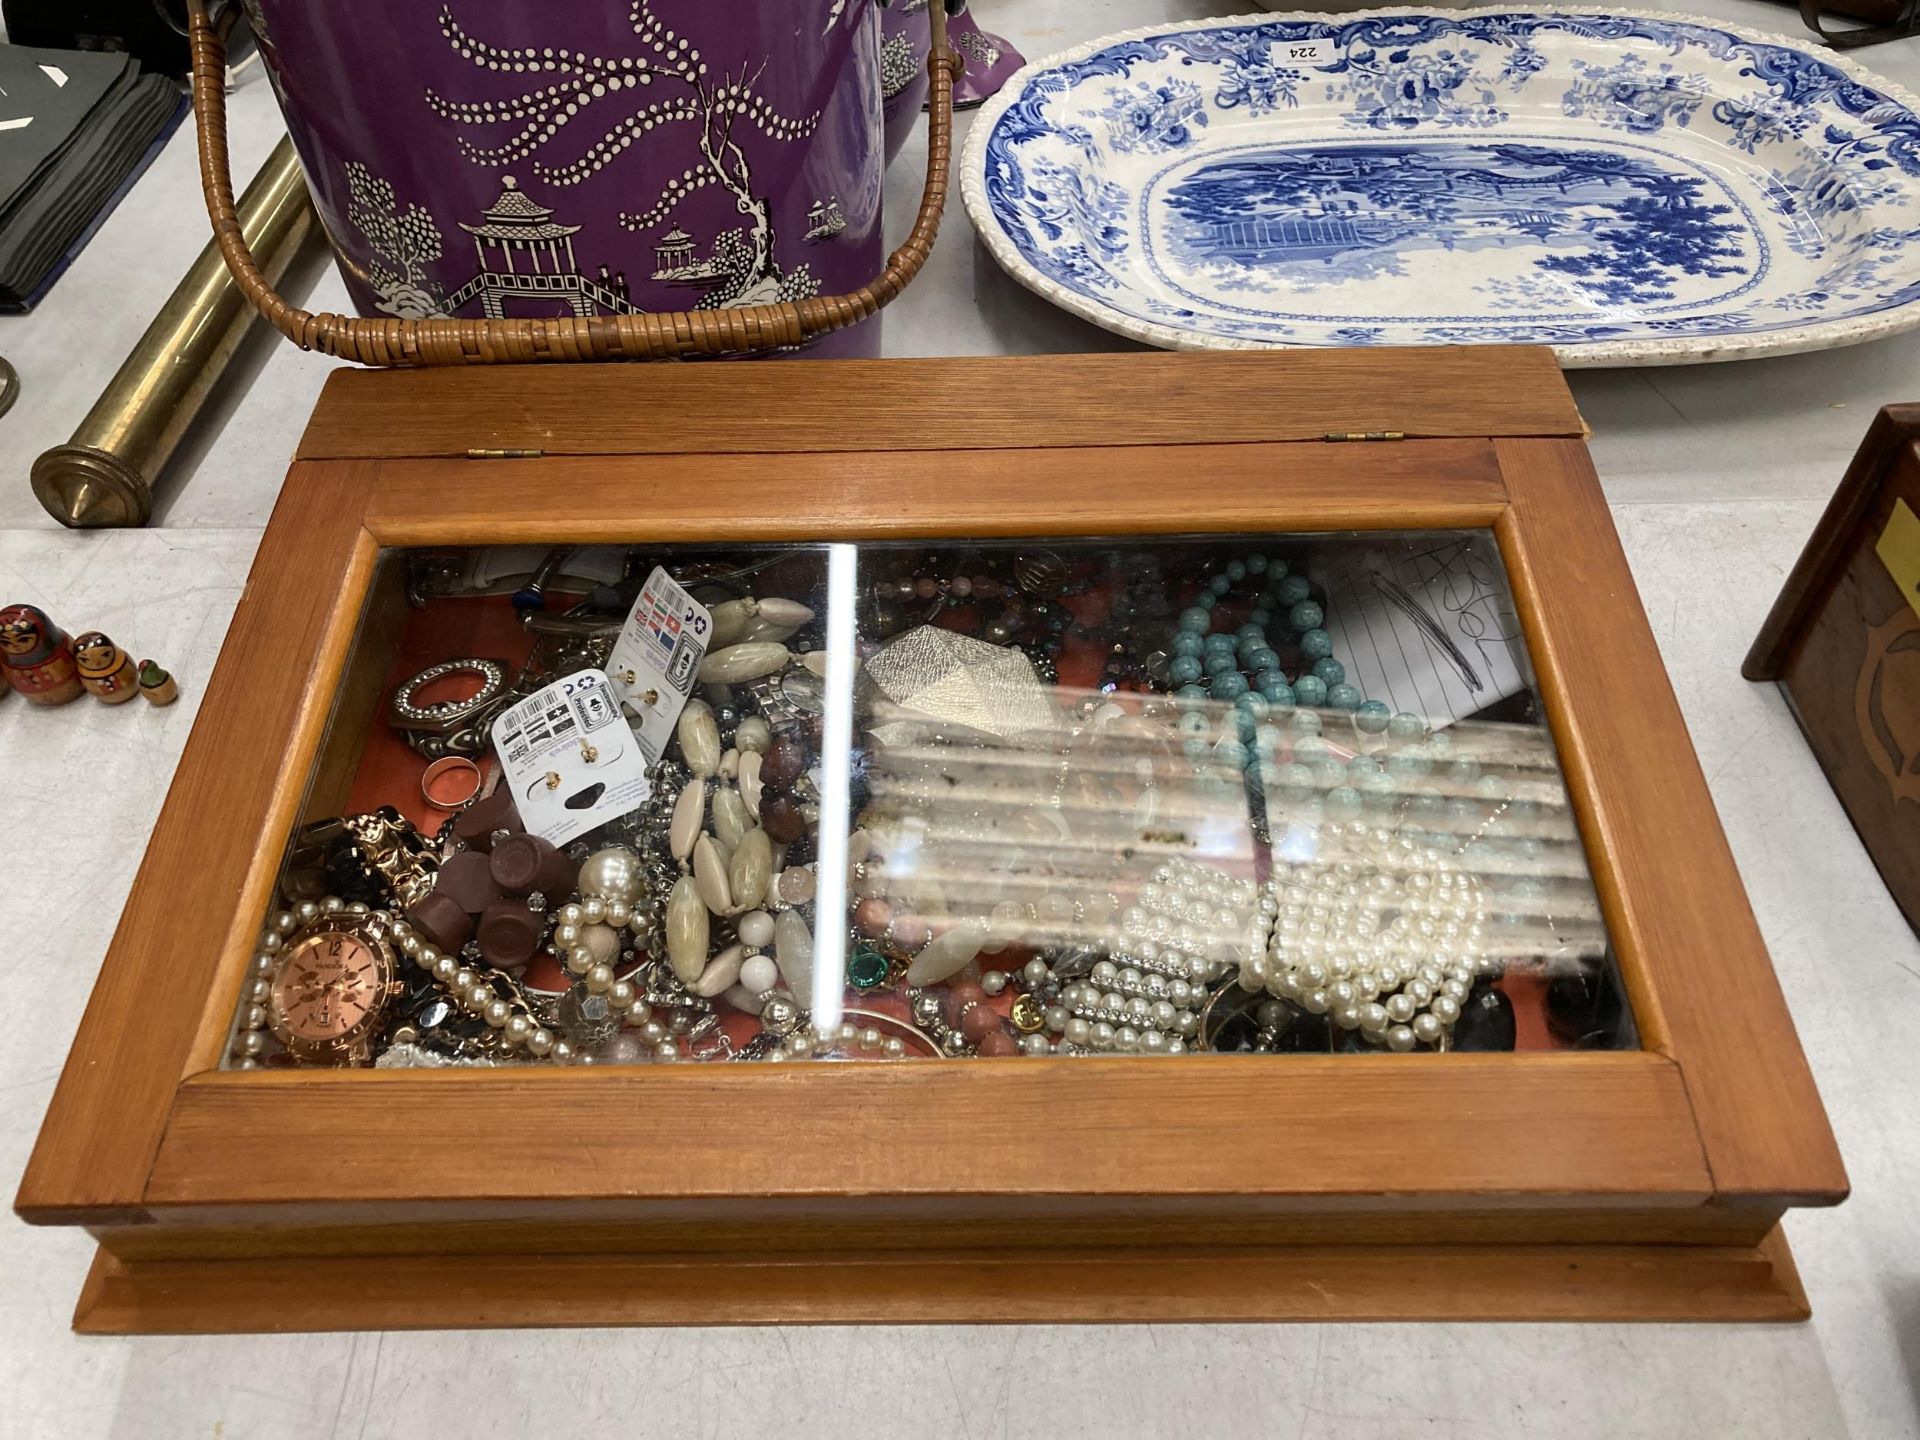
top-left (1168, 552), bottom-right (1385, 716)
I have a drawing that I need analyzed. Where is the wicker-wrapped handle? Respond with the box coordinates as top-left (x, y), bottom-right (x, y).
top-left (185, 0), bottom-right (956, 365)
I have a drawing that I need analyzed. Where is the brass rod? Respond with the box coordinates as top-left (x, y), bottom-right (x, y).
top-left (31, 134), bottom-right (319, 528)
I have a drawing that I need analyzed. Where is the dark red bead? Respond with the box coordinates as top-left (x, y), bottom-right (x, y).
top-left (761, 736), bottom-right (807, 789)
top-left (451, 788), bottom-right (520, 852)
top-left (489, 834), bottom-right (576, 900)
top-left (760, 795), bottom-right (808, 845)
top-left (407, 891), bottom-right (473, 954)
top-left (476, 902), bottom-right (542, 968)
top-left (434, 850), bottom-right (500, 914)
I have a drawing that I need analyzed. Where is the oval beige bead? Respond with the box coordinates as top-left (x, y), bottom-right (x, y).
top-left (665, 875), bottom-right (708, 985)
top-left (669, 777), bottom-right (706, 862)
top-left (707, 597), bottom-right (759, 649)
top-left (677, 700), bottom-right (721, 777)
top-left (774, 909), bottom-right (814, 996)
top-left (689, 944), bottom-right (745, 998)
top-left (903, 922), bottom-right (988, 987)
top-left (711, 785), bottom-right (752, 849)
top-left (738, 616), bottom-right (802, 646)
top-left (728, 828), bottom-right (772, 911)
top-left (737, 750), bottom-right (764, 819)
top-left (735, 716), bottom-right (772, 755)
top-left (736, 599), bottom-right (814, 646)
top-left (696, 642), bottom-right (791, 685)
top-left (757, 597), bottom-right (815, 629)
top-left (801, 649), bottom-right (829, 678)
top-left (692, 835), bottom-right (733, 915)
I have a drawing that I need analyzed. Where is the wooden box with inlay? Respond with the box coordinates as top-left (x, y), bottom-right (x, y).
top-left (16, 348), bottom-right (1844, 1332)
top-left (1748, 404), bottom-right (1920, 933)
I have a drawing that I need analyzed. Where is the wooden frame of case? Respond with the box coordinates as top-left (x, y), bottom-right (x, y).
top-left (16, 348), bottom-right (1845, 1333)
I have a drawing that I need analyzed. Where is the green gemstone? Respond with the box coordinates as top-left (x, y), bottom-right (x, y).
top-left (847, 947), bottom-right (891, 990)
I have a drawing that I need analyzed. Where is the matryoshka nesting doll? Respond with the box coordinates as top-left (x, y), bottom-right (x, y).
top-left (0, 604), bottom-right (82, 705)
top-left (137, 660), bottom-right (178, 707)
top-left (72, 631), bottom-right (138, 704)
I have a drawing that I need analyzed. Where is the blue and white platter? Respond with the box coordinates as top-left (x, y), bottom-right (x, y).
top-left (962, 8), bottom-right (1920, 365)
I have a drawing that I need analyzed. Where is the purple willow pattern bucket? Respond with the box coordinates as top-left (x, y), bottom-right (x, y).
top-left (880, 1), bottom-right (930, 160)
top-left (241, 0), bottom-right (890, 355)
top-left (882, 0), bottom-right (1023, 119)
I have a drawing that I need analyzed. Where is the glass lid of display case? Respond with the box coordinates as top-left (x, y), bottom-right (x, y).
top-left (223, 531), bottom-right (1634, 1072)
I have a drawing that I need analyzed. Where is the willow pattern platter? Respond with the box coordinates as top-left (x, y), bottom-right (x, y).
top-left (962, 8), bottom-right (1920, 365)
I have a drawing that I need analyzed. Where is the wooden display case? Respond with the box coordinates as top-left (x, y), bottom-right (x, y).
top-left (16, 348), bottom-right (1845, 1332)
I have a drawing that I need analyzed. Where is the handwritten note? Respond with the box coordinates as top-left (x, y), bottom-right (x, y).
top-left (1309, 537), bottom-right (1529, 727)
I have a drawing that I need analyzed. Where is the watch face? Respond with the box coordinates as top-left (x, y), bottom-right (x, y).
top-left (271, 930), bottom-right (386, 1044)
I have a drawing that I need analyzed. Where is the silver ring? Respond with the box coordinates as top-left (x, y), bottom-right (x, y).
top-left (390, 658), bottom-right (509, 730)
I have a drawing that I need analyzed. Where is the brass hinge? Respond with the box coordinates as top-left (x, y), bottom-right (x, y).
top-left (1322, 431), bottom-right (1406, 442)
top-left (465, 447), bottom-right (545, 459)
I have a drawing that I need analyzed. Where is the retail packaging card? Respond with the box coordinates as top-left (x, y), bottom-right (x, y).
top-left (491, 669), bottom-right (650, 846)
top-left (607, 566), bottom-right (711, 767)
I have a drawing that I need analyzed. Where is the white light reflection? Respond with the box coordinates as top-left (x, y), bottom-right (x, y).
top-left (1275, 821), bottom-right (1320, 867)
top-left (809, 542), bottom-right (859, 1037)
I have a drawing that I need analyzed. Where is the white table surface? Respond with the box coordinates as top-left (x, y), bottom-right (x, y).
top-left (2, 3), bottom-right (1918, 1437)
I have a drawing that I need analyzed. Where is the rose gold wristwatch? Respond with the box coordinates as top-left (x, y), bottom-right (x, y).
top-left (266, 913), bottom-right (404, 1067)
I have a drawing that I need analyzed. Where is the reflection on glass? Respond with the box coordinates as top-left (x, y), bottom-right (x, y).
top-left (861, 695), bottom-right (1605, 1056)
top-left (222, 532), bottom-right (1634, 1072)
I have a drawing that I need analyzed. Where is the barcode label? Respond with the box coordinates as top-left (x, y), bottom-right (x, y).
top-left (496, 694), bottom-right (577, 765)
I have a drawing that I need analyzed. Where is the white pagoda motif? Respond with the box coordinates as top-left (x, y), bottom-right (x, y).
top-left (450, 176), bottom-right (632, 316)
top-left (650, 226), bottom-right (727, 283)
top-left (654, 228), bottom-right (694, 272)
top-left (805, 196), bottom-right (846, 242)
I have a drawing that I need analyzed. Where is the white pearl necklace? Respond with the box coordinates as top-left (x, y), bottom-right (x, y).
top-left (1044, 858), bottom-right (1250, 1056)
top-left (1250, 821), bottom-right (1494, 1051)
